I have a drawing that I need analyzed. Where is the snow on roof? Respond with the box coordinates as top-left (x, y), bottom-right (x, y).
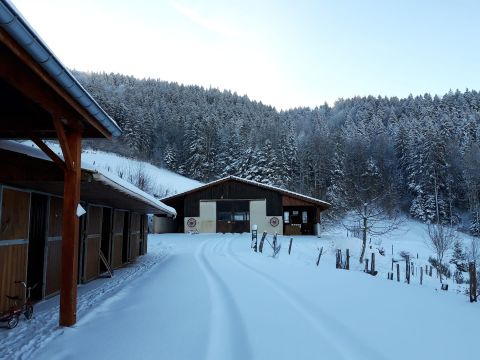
top-left (0, 140), bottom-right (176, 216)
top-left (162, 175), bottom-right (331, 208)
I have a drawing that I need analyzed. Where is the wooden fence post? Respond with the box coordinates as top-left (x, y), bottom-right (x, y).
top-left (371, 253), bottom-right (375, 274)
top-left (259, 231), bottom-right (267, 253)
top-left (405, 256), bottom-right (410, 284)
top-left (469, 262), bottom-right (477, 303)
top-left (397, 263), bottom-right (400, 282)
top-left (420, 267), bottom-right (423, 285)
top-left (251, 228), bottom-right (258, 252)
top-left (365, 258), bottom-right (369, 273)
top-left (316, 247), bottom-right (323, 266)
top-left (288, 238), bottom-right (293, 255)
top-left (336, 249), bottom-right (342, 269)
top-left (346, 249), bottom-right (350, 270)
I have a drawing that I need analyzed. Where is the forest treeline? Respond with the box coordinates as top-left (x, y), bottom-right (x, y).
top-left (74, 71), bottom-right (480, 234)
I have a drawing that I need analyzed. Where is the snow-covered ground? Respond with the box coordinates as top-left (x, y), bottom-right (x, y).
top-left (2, 221), bottom-right (478, 360)
top-left (19, 140), bottom-right (202, 196)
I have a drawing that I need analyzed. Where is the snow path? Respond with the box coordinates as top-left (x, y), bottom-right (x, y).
top-left (0, 245), bottom-right (170, 360)
top-left (4, 232), bottom-right (479, 360)
top-left (195, 237), bottom-right (253, 360)
top-left (223, 236), bottom-right (385, 360)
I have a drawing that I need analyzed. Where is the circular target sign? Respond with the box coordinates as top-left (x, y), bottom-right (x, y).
top-left (269, 217), bottom-right (279, 227)
top-left (187, 218), bottom-right (197, 228)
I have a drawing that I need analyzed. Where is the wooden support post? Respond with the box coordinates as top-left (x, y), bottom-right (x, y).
top-left (53, 117), bottom-right (74, 170)
top-left (288, 238), bottom-right (293, 255)
top-left (420, 267), bottom-right (423, 285)
top-left (59, 129), bottom-right (81, 327)
top-left (365, 258), bottom-right (369, 273)
top-left (397, 263), bottom-right (400, 282)
top-left (346, 249), bottom-right (350, 270)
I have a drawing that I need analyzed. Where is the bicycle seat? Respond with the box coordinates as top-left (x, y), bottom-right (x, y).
top-left (6, 295), bottom-right (20, 301)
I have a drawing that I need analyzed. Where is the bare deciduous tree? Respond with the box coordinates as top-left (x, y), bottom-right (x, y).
top-left (425, 224), bottom-right (456, 283)
top-left (344, 201), bottom-right (403, 263)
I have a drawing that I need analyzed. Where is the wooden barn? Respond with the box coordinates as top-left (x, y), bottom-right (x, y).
top-left (0, 141), bottom-right (175, 315)
top-left (0, 1), bottom-right (174, 326)
top-left (158, 176), bottom-right (330, 236)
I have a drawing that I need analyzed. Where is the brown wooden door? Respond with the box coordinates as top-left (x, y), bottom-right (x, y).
top-left (216, 200), bottom-right (250, 233)
top-left (111, 210), bottom-right (125, 269)
top-left (83, 206), bottom-right (102, 282)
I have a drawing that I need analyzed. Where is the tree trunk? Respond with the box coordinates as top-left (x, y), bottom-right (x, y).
top-left (360, 205), bottom-right (367, 263)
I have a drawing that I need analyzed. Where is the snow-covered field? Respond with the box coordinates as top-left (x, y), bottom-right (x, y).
top-left (2, 222), bottom-right (478, 360)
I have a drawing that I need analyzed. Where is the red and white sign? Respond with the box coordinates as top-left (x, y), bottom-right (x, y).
top-left (269, 217), bottom-right (279, 227)
top-left (186, 218), bottom-right (197, 228)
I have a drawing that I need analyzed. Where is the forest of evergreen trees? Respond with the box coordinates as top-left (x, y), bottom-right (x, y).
top-left (74, 71), bottom-right (480, 235)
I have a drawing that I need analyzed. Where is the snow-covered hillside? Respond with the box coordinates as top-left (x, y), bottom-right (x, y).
top-left (21, 141), bottom-right (202, 197)
top-left (3, 220), bottom-right (478, 360)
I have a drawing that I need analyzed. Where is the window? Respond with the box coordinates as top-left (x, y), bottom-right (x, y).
top-left (283, 211), bottom-right (290, 223)
top-left (216, 201), bottom-right (250, 223)
top-left (234, 212), bottom-right (249, 221)
top-left (302, 211), bottom-right (308, 224)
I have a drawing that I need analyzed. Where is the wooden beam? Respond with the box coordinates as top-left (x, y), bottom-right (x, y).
top-left (52, 117), bottom-right (73, 171)
top-left (59, 130), bottom-right (81, 327)
top-left (29, 133), bottom-right (66, 171)
top-left (0, 29), bottom-right (110, 138)
top-left (0, 43), bottom-right (82, 133)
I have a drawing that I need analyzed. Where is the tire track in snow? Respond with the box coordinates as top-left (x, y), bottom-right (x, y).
top-left (225, 236), bottom-right (386, 360)
top-left (194, 238), bottom-right (253, 360)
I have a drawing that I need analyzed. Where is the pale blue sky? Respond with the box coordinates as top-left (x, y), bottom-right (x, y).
top-left (13, 0), bottom-right (480, 109)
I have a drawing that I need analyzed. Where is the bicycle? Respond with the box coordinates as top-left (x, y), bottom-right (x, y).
top-left (0, 281), bottom-right (37, 329)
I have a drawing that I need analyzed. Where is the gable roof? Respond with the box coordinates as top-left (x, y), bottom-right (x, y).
top-left (161, 175), bottom-right (331, 209)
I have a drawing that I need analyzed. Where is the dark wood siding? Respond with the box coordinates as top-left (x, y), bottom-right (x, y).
top-left (83, 205), bottom-right (102, 282)
top-left (0, 187), bottom-right (30, 312)
top-left (0, 188), bottom-right (30, 240)
top-left (112, 210), bottom-right (125, 269)
top-left (45, 196), bottom-right (62, 297)
top-left (140, 214), bottom-right (148, 255)
top-left (129, 212), bottom-right (141, 261)
top-left (0, 244), bottom-right (28, 312)
top-left (183, 180), bottom-right (282, 217)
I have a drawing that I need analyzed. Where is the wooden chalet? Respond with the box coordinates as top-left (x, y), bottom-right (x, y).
top-left (0, 1), bottom-right (174, 326)
top-left (159, 176), bottom-right (330, 236)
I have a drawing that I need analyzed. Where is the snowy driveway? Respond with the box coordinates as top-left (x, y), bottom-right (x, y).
top-left (6, 233), bottom-right (479, 360)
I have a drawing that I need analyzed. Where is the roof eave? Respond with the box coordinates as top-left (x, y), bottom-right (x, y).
top-left (0, 0), bottom-right (121, 137)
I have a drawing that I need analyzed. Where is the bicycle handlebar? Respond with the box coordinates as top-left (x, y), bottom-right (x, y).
top-left (14, 281), bottom-right (38, 290)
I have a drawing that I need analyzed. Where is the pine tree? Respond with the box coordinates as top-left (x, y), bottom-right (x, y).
top-left (450, 240), bottom-right (468, 272)
top-left (164, 144), bottom-right (177, 171)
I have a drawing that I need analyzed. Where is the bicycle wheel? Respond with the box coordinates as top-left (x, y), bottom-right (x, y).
top-left (7, 315), bottom-right (19, 329)
top-left (24, 305), bottom-right (33, 320)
